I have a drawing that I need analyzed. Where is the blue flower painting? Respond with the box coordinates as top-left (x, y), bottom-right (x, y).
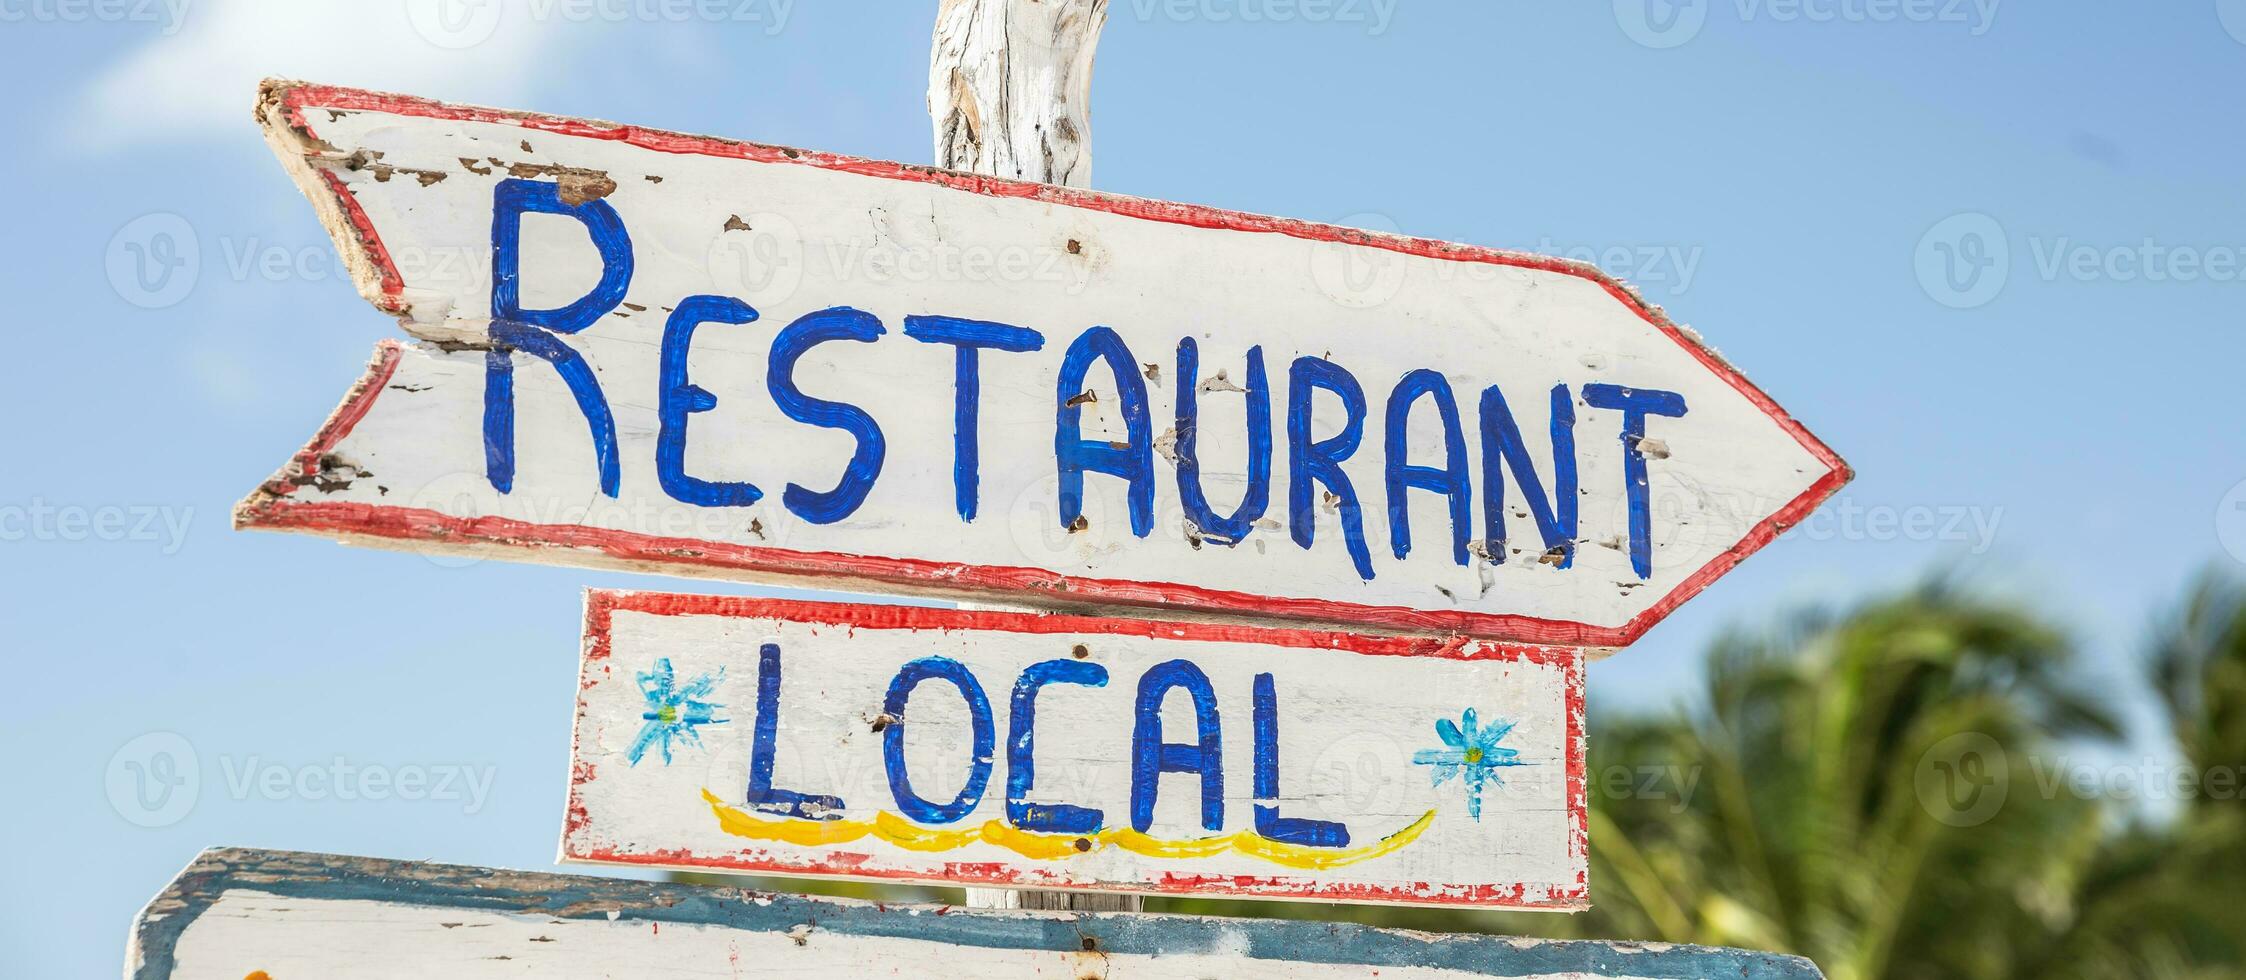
top-left (629, 658), bottom-right (726, 766)
top-left (1412, 708), bottom-right (1528, 821)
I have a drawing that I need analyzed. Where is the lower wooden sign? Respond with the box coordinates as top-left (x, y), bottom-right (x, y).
top-left (564, 591), bottom-right (1586, 908)
top-left (130, 848), bottom-right (1824, 978)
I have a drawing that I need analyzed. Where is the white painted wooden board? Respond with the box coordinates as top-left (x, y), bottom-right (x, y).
top-left (128, 849), bottom-right (1829, 978)
top-left (240, 81), bottom-right (1847, 647)
top-left (564, 591), bottom-right (1584, 908)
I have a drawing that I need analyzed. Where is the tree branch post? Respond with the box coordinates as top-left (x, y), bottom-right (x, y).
top-left (929, 0), bottom-right (1108, 188)
top-left (929, 0), bottom-right (1134, 913)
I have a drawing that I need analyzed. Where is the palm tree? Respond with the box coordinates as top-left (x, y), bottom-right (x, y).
top-left (1532, 581), bottom-right (2127, 979)
top-left (1472, 574), bottom-right (2246, 980)
top-left (2013, 574), bottom-right (2246, 978)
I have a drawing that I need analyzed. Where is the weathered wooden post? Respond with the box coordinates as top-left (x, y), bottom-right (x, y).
top-left (928, 0), bottom-right (1131, 914)
top-left (929, 0), bottom-right (1107, 189)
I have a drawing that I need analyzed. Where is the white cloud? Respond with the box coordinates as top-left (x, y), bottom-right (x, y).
top-left (69, 0), bottom-right (572, 153)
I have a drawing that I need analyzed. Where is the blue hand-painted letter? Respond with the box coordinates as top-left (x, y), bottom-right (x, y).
top-left (1583, 384), bottom-right (1687, 579)
top-left (658, 295), bottom-right (763, 507)
top-left (903, 315), bottom-right (1046, 522)
top-left (1130, 659), bottom-right (1224, 833)
top-left (485, 178), bottom-right (632, 498)
top-left (1057, 326), bottom-right (1155, 537)
top-left (1006, 659), bottom-right (1109, 834)
top-left (769, 307), bottom-right (888, 525)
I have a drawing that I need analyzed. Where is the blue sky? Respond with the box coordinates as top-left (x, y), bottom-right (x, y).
top-left (5, 1), bottom-right (2245, 973)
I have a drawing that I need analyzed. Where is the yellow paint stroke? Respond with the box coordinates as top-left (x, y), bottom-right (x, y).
top-left (699, 789), bottom-right (1436, 870)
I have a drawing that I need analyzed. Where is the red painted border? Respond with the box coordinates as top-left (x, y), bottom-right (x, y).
top-left (563, 589), bottom-right (1589, 909)
top-left (246, 81), bottom-right (1851, 649)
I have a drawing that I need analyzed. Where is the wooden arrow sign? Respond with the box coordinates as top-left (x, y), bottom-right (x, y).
top-left (129, 848), bottom-right (1826, 978)
top-left (241, 81), bottom-right (1846, 646)
top-left (564, 591), bottom-right (1584, 908)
